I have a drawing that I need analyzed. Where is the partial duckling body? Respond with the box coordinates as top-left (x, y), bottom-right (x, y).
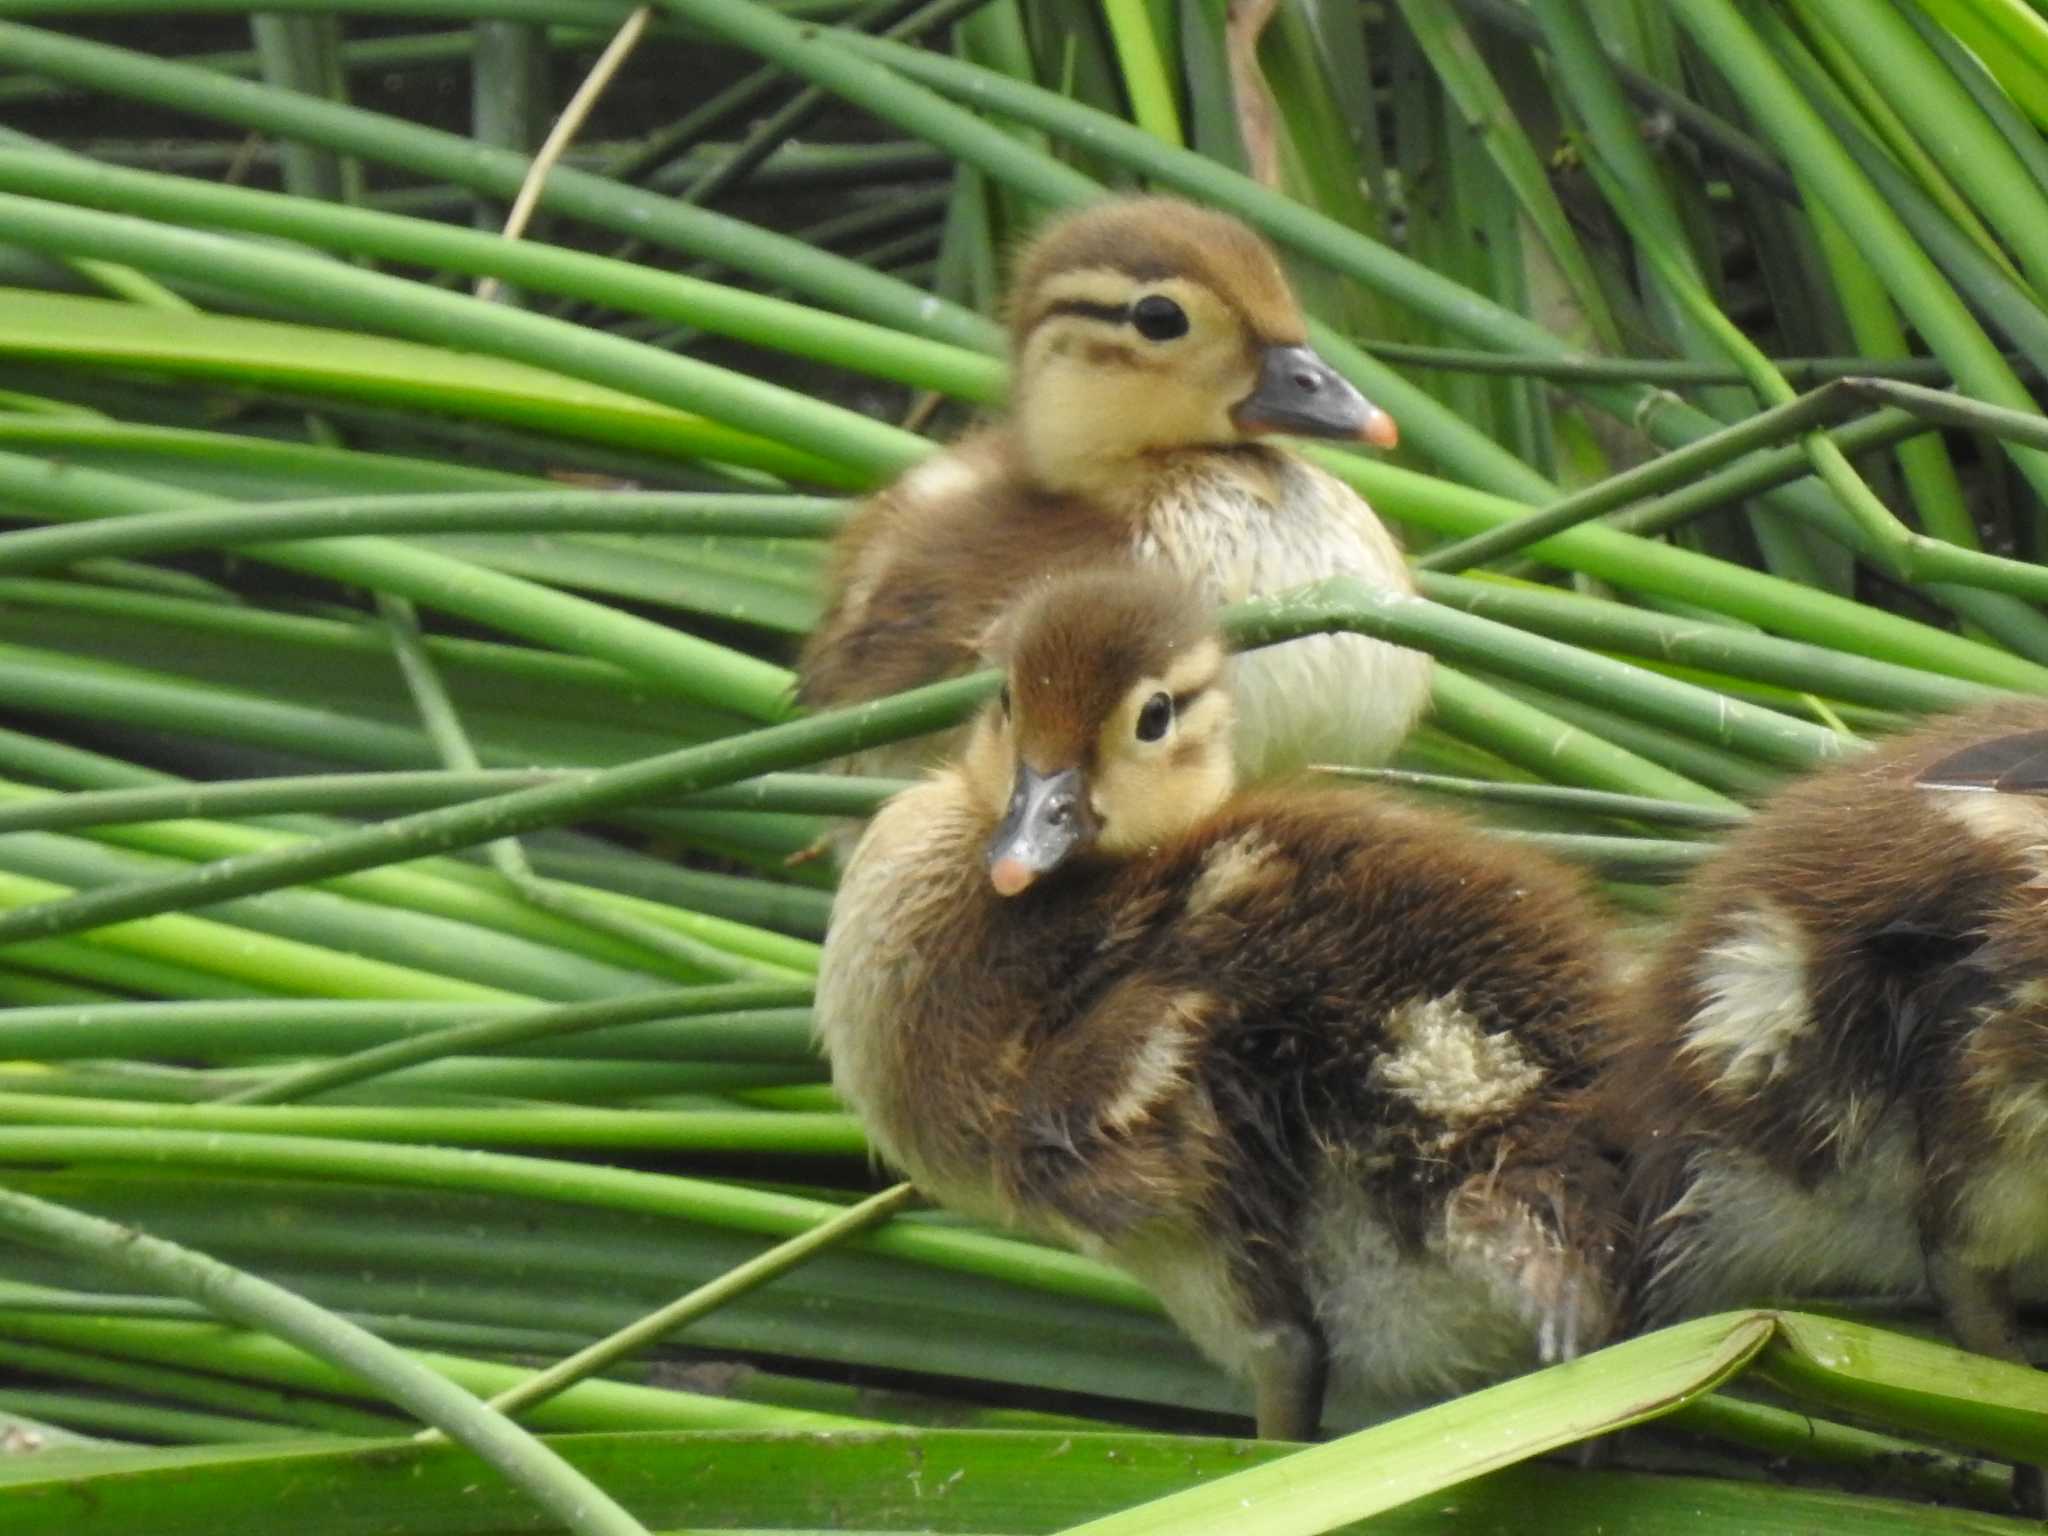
top-left (816, 571), bottom-right (1624, 1434)
top-left (799, 197), bottom-right (1429, 784)
top-left (1614, 699), bottom-right (2048, 1367)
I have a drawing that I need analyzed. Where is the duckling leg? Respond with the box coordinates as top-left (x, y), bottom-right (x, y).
top-left (1927, 1250), bottom-right (2043, 1516)
top-left (1248, 1318), bottom-right (1327, 1441)
top-left (1443, 1172), bottom-right (1618, 1367)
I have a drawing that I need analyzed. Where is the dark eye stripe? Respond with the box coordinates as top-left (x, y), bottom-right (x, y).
top-left (1041, 299), bottom-right (1129, 327)
top-left (1170, 681), bottom-right (1215, 712)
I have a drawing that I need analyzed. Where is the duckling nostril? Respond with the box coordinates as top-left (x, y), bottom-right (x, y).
top-left (1292, 371), bottom-right (1320, 393)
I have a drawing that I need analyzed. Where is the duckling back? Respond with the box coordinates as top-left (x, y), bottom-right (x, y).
top-left (1162, 789), bottom-right (1629, 1408)
top-left (1611, 699), bottom-right (2048, 1342)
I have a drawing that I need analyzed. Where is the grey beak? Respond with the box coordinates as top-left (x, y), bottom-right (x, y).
top-left (1231, 344), bottom-right (1398, 447)
top-left (986, 763), bottom-right (1094, 896)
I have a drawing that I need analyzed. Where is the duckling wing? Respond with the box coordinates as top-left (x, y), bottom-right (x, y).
top-left (799, 440), bottom-right (1130, 711)
top-left (797, 488), bottom-right (983, 709)
top-left (997, 977), bottom-right (1221, 1240)
top-left (1917, 730), bottom-right (2048, 796)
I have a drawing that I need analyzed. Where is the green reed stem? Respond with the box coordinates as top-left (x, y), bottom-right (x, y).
top-left (0, 148), bottom-right (1000, 401)
top-left (0, 452), bottom-right (799, 721)
top-left (223, 981), bottom-right (811, 1105)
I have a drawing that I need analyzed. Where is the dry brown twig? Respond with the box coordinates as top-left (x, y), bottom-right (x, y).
top-left (1225, 0), bottom-right (1284, 189)
top-left (476, 6), bottom-right (653, 304)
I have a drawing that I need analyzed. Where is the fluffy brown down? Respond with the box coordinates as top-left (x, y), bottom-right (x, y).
top-left (819, 571), bottom-right (1626, 1423)
top-left (798, 195), bottom-right (1315, 714)
top-left (942, 785), bottom-right (1623, 1286)
top-left (799, 431), bottom-right (1139, 710)
top-left (1610, 697), bottom-right (2048, 1324)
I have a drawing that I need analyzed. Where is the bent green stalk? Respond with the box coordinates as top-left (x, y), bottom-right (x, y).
top-left (1420, 384), bottom-right (1865, 573)
top-left (1416, 573), bottom-right (1997, 716)
top-left (0, 998), bottom-right (817, 1064)
top-left (0, 769), bottom-right (905, 835)
top-left (1325, 452), bottom-right (2048, 694)
top-left (1243, 581), bottom-right (1838, 774)
top-left (0, 667), bottom-right (993, 948)
top-left (447, 1182), bottom-right (919, 1433)
top-left (1313, 768), bottom-right (1749, 830)
top-left (0, 20), bottom-right (1001, 351)
top-left (376, 589), bottom-right (788, 984)
top-left (1665, 0), bottom-right (2048, 504)
top-left (0, 1091), bottom-right (867, 1156)
top-left (0, 1127), bottom-right (1157, 1311)
top-left (0, 1186), bottom-right (655, 1536)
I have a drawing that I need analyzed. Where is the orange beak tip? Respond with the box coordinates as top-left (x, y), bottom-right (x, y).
top-left (988, 858), bottom-right (1036, 897)
top-left (1362, 410), bottom-right (1399, 450)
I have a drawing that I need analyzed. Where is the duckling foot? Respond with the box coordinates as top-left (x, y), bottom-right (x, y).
top-left (1926, 1252), bottom-right (2043, 1516)
top-left (1248, 1319), bottom-right (1327, 1441)
top-left (2013, 1464), bottom-right (2046, 1520)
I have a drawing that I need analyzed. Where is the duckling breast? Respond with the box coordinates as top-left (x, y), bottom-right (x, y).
top-left (1132, 452), bottom-right (1430, 776)
top-left (1637, 1118), bottom-right (1928, 1323)
top-left (816, 777), bottom-right (1014, 1215)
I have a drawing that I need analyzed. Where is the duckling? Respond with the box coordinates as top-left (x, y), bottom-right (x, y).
top-left (1608, 698), bottom-right (2048, 1505)
top-left (798, 196), bottom-right (1429, 786)
top-left (815, 569), bottom-right (1624, 1435)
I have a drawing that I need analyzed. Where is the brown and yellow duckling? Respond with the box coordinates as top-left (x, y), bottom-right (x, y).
top-left (816, 569), bottom-right (1625, 1435)
top-left (1607, 699), bottom-right (2048, 1504)
top-left (799, 197), bottom-right (1429, 785)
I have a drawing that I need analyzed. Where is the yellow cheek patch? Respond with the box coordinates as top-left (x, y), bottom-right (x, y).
top-left (1088, 674), bottom-right (1236, 856)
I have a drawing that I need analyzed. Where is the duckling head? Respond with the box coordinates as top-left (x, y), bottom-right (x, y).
top-left (963, 567), bottom-right (1235, 895)
top-left (1005, 197), bottom-right (1396, 495)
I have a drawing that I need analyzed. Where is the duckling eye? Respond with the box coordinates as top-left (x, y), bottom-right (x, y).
top-left (1130, 295), bottom-right (1189, 343)
top-left (998, 684), bottom-right (1012, 717)
top-left (1135, 691), bottom-right (1173, 742)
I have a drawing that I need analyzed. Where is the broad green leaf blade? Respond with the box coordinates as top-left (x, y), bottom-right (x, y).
top-left (0, 1423), bottom-right (2030, 1536)
top-left (1055, 1311), bottom-right (1777, 1535)
top-left (1756, 1310), bottom-right (2048, 1466)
